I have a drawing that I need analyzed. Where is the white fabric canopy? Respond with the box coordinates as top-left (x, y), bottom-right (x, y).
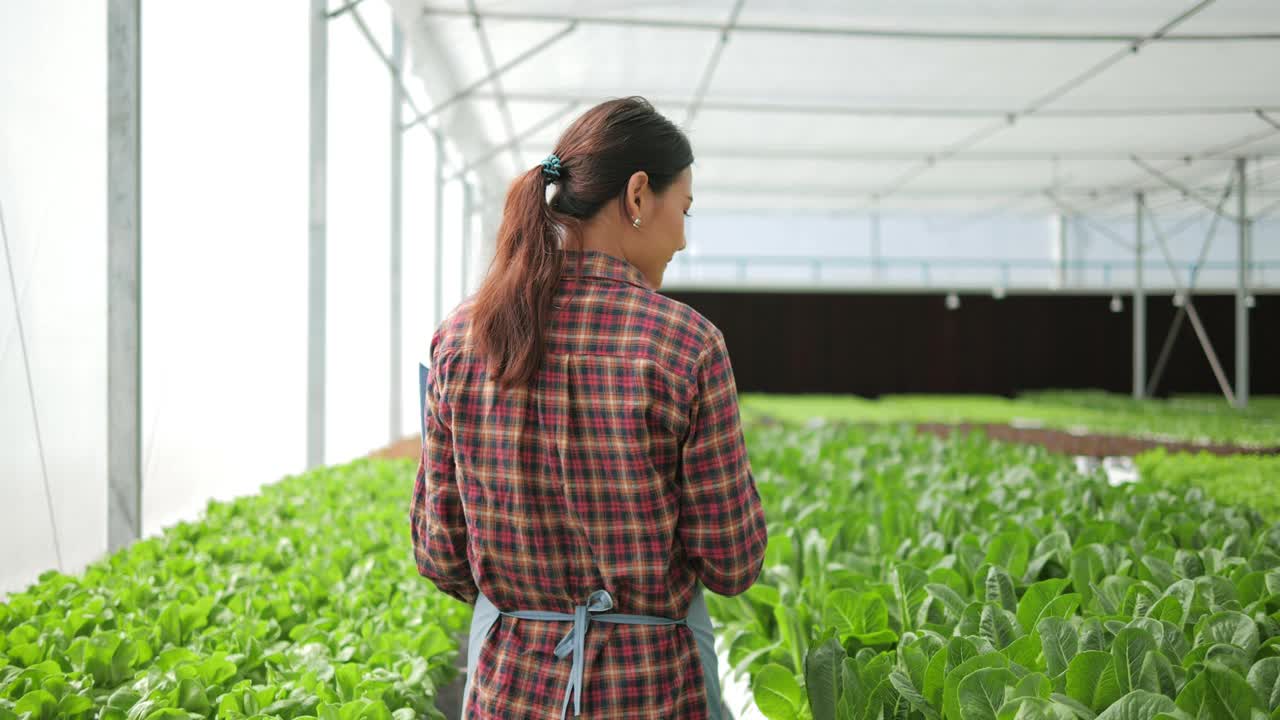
top-left (388, 0), bottom-right (1280, 215)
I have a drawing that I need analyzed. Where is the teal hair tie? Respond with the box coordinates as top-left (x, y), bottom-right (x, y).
top-left (540, 154), bottom-right (562, 183)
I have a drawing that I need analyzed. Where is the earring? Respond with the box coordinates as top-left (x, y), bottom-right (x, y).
top-left (632, 217), bottom-right (642, 229)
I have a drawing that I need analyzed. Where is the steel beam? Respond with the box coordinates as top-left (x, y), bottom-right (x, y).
top-left (346, 6), bottom-right (426, 122)
top-left (447, 101), bottom-right (579, 182)
top-left (469, 92), bottom-right (1280, 120)
top-left (1133, 193), bottom-right (1146, 400)
top-left (1236, 157), bottom-right (1250, 408)
top-left (327, 0), bottom-right (367, 19)
top-left (416, 6), bottom-right (1279, 42)
top-left (308, 0), bottom-right (328, 469)
top-left (434, 132), bottom-right (445, 331)
top-left (402, 22), bottom-right (577, 131)
top-left (872, 2), bottom-right (1213, 206)
top-left (108, 0), bottom-right (142, 551)
top-left (467, 0), bottom-right (523, 169)
top-left (684, 0), bottom-right (747, 128)
top-left (390, 23), bottom-right (404, 443)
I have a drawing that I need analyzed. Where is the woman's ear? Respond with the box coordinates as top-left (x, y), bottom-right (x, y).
top-left (625, 171), bottom-right (650, 222)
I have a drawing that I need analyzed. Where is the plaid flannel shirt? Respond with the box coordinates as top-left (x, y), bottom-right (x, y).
top-left (411, 248), bottom-right (767, 718)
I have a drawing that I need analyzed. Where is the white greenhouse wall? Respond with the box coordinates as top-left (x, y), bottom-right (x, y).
top-left (1, 2), bottom-right (109, 598)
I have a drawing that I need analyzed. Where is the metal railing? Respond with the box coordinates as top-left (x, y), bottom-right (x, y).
top-left (664, 254), bottom-right (1278, 291)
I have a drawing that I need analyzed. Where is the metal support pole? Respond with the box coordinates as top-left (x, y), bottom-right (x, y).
top-left (308, 0), bottom-right (328, 469)
top-left (462, 182), bottom-right (473, 297)
top-left (1054, 214), bottom-right (1068, 289)
top-left (434, 131), bottom-right (445, 331)
top-left (389, 23), bottom-right (404, 443)
top-left (108, 0), bottom-right (142, 551)
top-left (1133, 192), bottom-right (1146, 399)
top-left (870, 207), bottom-right (882, 283)
top-left (1236, 157), bottom-right (1250, 408)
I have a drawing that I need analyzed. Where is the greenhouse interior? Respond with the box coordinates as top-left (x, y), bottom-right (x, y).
top-left (2, 0), bottom-right (1279, 718)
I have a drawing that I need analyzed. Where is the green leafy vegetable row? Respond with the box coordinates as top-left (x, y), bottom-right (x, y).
top-left (0, 458), bottom-right (466, 720)
top-left (738, 391), bottom-right (1280, 448)
top-left (1136, 449), bottom-right (1280, 521)
top-left (711, 421), bottom-right (1280, 720)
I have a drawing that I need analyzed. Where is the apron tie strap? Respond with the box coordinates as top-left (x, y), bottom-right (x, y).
top-left (500, 589), bottom-right (688, 719)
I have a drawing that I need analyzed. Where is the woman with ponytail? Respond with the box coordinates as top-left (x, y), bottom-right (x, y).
top-left (411, 97), bottom-right (767, 719)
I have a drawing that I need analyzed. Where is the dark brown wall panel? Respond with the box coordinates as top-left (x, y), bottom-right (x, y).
top-left (661, 291), bottom-right (1277, 397)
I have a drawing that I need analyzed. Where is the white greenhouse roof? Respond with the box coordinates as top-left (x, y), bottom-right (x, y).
top-left (383, 0), bottom-right (1280, 218)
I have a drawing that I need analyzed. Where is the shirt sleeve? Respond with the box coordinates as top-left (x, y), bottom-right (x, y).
top-left (677, 327), bottom-right (768, 597)
top-left (410, 331), bottom-right (479, 605)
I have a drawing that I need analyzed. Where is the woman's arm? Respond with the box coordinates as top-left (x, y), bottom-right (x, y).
top-left (677, 327), bottom-right (768, 597)
top-left (410, 338), bottom-right (479, 605)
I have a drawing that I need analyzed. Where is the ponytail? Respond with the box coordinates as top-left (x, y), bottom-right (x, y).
top-left (470, 167), bottom-right (572, 390)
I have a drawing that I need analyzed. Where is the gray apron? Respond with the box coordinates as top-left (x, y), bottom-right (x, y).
top-left (419, 363), bottom-right (723, 719)
top-left (460, 585), bottom-right (723, 719)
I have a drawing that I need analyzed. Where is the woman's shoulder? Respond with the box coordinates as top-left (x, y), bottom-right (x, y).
top-left (634, 290), bottom-right (724, 368)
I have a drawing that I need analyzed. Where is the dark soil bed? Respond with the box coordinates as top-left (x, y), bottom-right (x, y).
top-left (909, 422), bottom-right (1279, 458)
top-left (371, 422), bottom-right (1280, 465)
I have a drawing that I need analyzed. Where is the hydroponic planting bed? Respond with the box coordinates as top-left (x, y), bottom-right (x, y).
top-left (5, 419), bottom-right (1280, 719)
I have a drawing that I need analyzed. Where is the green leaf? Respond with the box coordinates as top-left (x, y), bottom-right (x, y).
top-left (1039, 617), bottom-right (1079, 679)
top-left (959, 667), bottom-right (1017, 720)
top-left (1018, 580), bottom-right (1071, 633)
top-left (982, 604), bottom-right (1025, 651)
top-left (1138, 651), bottom-right (1177, 698)
top-left (1248, 657), bottom-right (1280, 712)
top-left (1065, 651), bottom-right (1123, 712)
top-left (1093, 690), bottom-right (1179, 720)
top-left (15, 690), bottom-right (58, 720)
top-left (929, 584), bottom-right (972, 621)
top-left (806, 638), bottom-right (846, 720)
top-left (1194, 612), bottom-right (1260, 659)
top-left (754, 663), bottom-right (804, 720)
top-left (1004, 635), bottom-right (1044, 672)
top-left (1012, 673), bottom-right (1053, 701)
top-left (988, 567), bottom-right (1019, 614)
top-left (926, 646), bottom-right (949, 708)
top-left (1050, 693), bottom-right (1099, 720)
top-left (1175, 661), bottom-right (1264, 720)
top-left (1112, 628), bottom-right (1159, 694)
top-left (987, 532), bottom-right (1032, 580)
top-left (945, 654), bottom-right (1010, 720)
top-left (1039, 595), bottom-right (1083, 624)
top-left (891, 669), bottom-right (942, 720)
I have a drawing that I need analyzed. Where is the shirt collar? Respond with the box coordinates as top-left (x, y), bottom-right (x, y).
top-left (561, 249), bottom-right (652, 291)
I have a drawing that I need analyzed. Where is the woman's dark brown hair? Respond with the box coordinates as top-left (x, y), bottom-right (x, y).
top-left (470, 97), bottom-right (694, 390)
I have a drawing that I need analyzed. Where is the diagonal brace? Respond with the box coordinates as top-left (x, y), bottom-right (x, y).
top-left (402, 22), bottom-right (577, 131)
top-left (1146, 170), bottom-right (1235, 396)
top-left (1130, 154), bottom-right (1243, 224)
top-left (1145, 201), bottom-right (1236, 405)
top-left (448, 101), bottom-right (580, 182)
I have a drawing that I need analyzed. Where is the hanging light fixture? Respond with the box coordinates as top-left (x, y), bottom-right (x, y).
top-left (1110, 295), bottom-right (1123, 313)
top-left (1245, 295), bottom-right (1256, 309)
top-left (945, 292), bottom-right (961, 310)
top-left (992, 286), bottom-right (1006, 300)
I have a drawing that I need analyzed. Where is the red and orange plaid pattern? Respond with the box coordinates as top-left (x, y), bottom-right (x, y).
top-left (412, 248), bottom-right (767, 719)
